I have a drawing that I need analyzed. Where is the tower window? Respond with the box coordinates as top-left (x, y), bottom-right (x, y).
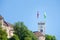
top-left (40, 29), bottom-right (43, 32)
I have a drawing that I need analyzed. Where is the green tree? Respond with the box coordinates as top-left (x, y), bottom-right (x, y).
top-left (24, 37), bottom-right (32, 40)
top-left (14, 22), bottom-right (37, 40)
top-left (51, 36), bottom-right (56, 40)
top-left (9, 34), bottom-right (19, 40)
top-left (0, 27), bottom-right (7, 40)
top-left (45, 34), bottom-right (56, 40)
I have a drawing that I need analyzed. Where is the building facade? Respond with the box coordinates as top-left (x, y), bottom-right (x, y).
top-left (0, 15), bottom-right (14, 38)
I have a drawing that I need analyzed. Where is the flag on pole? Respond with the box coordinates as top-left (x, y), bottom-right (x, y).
top-left (44, 11), bottom-right (46, 19)
top-left (37, 11), bottom-right (39, 18)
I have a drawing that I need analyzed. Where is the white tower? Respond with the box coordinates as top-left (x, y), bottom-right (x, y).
top-left (36, 11), bottom-right (46, 40)
top-left (38, 22), bottom-right (45, 40)
top-left (38, 22), bottom-right (45, 35)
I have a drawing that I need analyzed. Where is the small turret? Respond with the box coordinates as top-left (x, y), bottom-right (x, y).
top-left (0, 15), bottom-right (4, 20)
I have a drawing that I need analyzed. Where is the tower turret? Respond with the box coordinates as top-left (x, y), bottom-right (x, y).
top-left (0, 15), bottom-right (4, 27)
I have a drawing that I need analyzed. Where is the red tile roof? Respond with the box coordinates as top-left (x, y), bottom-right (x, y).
top-left (33, 31), bottom-right (45, 37)
top-left (4, 21), bottom-right (12, 27)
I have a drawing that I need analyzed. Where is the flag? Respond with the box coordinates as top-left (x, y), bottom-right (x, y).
top-left (37, 11), bottom-right (39, 18)
top-left (44, 12), bottom-right (46, 19)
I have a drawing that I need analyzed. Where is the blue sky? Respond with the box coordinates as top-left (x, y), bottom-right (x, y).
top-left (0, 0), bottom-right (60, 40)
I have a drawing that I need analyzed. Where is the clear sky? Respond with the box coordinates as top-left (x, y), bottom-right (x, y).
top-left (0, 0), bottom-right (60, 40)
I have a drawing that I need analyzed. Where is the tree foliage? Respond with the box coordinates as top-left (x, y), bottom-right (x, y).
top-left (0, 27), bottom-right (7, 40)
top-left (9, 34), bottom-right (19, 40)
top-left (14, 22), bottom-right (37, 40)
top-left (45, 34), bottom-right (56, 40)
top-left (24, 37), bottom-right (32, 40)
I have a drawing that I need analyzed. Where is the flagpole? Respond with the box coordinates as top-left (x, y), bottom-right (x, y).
top-left (44, 11), bottom-right (46, 36)
top-left (37, 11), bottom-right (40, 32)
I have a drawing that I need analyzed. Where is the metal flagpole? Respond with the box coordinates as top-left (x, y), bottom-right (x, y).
top-left (37, 11), bottom-right (40, 32)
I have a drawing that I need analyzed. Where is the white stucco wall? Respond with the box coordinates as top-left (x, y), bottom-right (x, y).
top-left (38, 36), bottom-right (45, 40)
